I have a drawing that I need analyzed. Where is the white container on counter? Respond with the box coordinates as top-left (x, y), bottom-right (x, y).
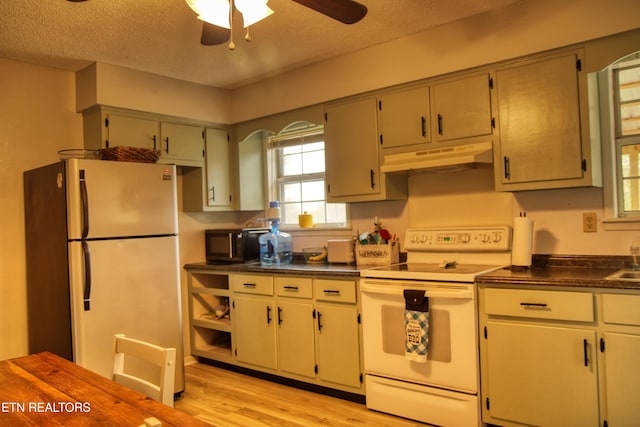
top-left (327, 239), bottom-right (355, 264)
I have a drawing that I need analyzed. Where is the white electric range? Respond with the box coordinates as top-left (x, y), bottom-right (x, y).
top-left (360, 227), bottom-right (511, 427)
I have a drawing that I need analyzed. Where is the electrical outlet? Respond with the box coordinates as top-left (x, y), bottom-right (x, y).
top-left (583, 212), bottom-right (597, 232)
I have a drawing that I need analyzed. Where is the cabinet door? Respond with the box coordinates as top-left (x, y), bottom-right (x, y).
top-left (496, 52), bottom-right (584, 187)
top-left (277, 299), bottom-right (316, 378)
top-left (205, 128), bottom-right (231, 208)
top-left (486, 321), bottom-right (598, 427)
top-left (602, 332), bottom-right (640, 426)
top-left (106, 113), bottom-right (159, 150)
top-left (233, 295), bottom-right (277, 370)
top-left (379, 85), bottom-right (430, 149)
top-left (315, 302), bottom-right (361, 388)
top-left (324, 97), bottom-right (380, 199)
top-left (159, 122), bottom-right (204, 166)
top-left (433, 73), bottom-right (492, 142)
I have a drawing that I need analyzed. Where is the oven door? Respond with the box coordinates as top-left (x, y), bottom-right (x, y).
top-left (361, 278), bottom-right (479, 394)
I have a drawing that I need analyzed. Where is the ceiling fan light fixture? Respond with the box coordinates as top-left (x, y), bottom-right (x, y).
top-left (186, 0), bottom-right (231, 29)
top-left (234, 0), bottom-right (274, 27)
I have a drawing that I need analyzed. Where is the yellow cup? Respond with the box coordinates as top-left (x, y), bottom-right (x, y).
top-left (298, 212), bottom-right (313, 228)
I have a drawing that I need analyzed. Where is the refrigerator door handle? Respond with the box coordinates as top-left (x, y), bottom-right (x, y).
top-left (82, 240), bottom-right (92, 311)
top-left (79, 169), bottom-right (89, 238)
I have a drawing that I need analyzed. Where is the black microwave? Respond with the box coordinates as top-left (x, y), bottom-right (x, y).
top-left (205, 228), bottom-right (269, 263)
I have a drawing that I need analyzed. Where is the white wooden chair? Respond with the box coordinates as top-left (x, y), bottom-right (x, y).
top-left (112, 334), bottom-right (176, 407)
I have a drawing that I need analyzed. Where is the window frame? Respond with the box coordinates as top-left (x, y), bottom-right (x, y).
top-left (266, 123), bottom-right (348, 229)
top-left (599, 52), bottom-right (640, 229)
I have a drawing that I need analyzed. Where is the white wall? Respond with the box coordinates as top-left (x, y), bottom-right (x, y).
top-left (76, 63), bottom-right (232, 123)
top-left (0, 59), bottom-right (83, 359)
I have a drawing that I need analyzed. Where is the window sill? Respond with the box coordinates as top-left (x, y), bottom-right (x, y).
top-left (603, 217), bottom-right (640, 231)
top-left (281, 226), bottom-right (353, 235)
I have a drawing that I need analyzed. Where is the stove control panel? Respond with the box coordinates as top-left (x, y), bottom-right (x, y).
top-left (405, 227), bottom-right (511, 251)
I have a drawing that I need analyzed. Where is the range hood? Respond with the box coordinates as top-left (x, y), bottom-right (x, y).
top-left (381, 141), bottom-right (493, 173)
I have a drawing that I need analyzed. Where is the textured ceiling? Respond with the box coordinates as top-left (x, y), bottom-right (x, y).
top-left (0, 0), bottom-right (519, 89)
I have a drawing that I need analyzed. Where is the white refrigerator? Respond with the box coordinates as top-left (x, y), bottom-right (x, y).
top-left (24, 158), bottom-right (184, 394)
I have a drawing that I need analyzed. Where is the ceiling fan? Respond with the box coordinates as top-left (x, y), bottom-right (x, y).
top-left (65, 0), bottom-right (367, 48)
top-left (198, 0), bottom-right (368, 46)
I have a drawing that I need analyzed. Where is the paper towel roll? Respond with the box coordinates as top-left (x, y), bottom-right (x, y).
top-left (512, 215), bottom-right (533, 267)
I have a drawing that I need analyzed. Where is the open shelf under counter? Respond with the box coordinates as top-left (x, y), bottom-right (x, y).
top-left (188, 269), bottom-right (230, 291)
top-left (192, 316), bottom-right (231, 333)
top-left (192, 325), bottom-right (233, 362)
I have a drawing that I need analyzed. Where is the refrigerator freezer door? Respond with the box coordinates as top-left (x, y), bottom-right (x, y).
top-left (66, 159), bottom-right (178, 240)
top-left (68, 236), bottom-right (184, 392)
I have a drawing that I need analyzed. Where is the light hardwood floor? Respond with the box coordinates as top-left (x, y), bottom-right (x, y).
top-left (175, 363), bottom-right (427, 426)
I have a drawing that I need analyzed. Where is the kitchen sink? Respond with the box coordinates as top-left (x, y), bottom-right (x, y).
top-left (606, 269), bottom-right (640, 281)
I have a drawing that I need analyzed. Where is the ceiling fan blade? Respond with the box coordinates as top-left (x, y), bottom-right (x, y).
top-left (201, 22), bottom-right (230, 46)
top-left (292, 0), bottom-right (367, 24)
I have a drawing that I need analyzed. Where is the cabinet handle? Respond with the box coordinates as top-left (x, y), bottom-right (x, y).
top-left (370, 169), bottom-right (376, 189)
top-left (209, 186), bottom-right (215, 202)
top-left (266, 306), bottom-right (272, 325)
top-left (317, 311), bottom-right (323, 331)
top-left (163, 136), bottom-right (169, 153)
top-left (504, 156), bottom-right (511, 180)
top-left (153, 135), bottom-right (157, 150)
top-left (519, 302), bottom-right (547, 308)
top-left (583, 339), bottom-right (589, 367)
top-left (242, 283), bottom-right (256, 288)
top-left (421, 116), bottom-right (427, 137)
top-left (323, 289), bottom-right (341, 296)
top-left (437, 114), bottom-right (443, 135)
top-left (283, 285), bottom-right (299, 292)
top-left (277, 306), bottom-right (283, 325)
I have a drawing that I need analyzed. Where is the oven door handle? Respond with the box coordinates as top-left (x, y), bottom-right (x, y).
top-left (361, 284), bottom-right (474, 300)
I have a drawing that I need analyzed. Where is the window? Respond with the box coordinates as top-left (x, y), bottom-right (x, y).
top-left (615, 62), bottom-right (640, 214)
top-left (599, 52), bottom-right (640, 225)
top-left (267, 122), bottom-right (347, 227)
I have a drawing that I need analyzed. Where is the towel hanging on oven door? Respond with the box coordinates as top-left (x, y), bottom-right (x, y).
top-left (404, 289), bottom-right (429, 363)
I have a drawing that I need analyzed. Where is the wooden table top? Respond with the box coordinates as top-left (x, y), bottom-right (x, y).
top-left (0, 351), bottom-right (210, 426)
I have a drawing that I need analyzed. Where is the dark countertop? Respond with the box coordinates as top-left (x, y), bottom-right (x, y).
top-left (184, 261), bottom-right (360, 278)
top-left (185, 255), bottom-right (639, 289)
top-left (476, 255), bottom-right (640, 290)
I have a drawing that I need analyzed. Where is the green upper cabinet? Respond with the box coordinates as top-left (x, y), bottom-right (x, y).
top-left (324, 96), bottom-right (407, 203)
top-left (83, 107), bottom-right (159, 152)
top-left (158, 121), bottom-right (204, 167)
top-left (432, 73), bottom-right (494, 143)
top-left (493, 49), bottom-right (601, 191)
top-left (82, 106), bottom-right (205, 167)
top-left (204, 128), bottom-right (232, 209)
top-left (378, 84), bottom-right (431, 150)
top-left (182, 127), bottom-right (235, 212)
top-left (104, 112), bottom-right (159, 150)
